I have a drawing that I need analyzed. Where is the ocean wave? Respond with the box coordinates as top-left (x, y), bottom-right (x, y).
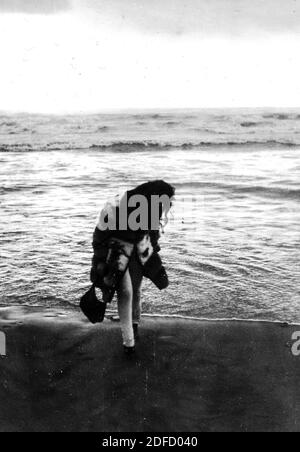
top-left (89, 139), bottom-right (300, 151)
top-left (192, 128), bottom-right (228, 135)
top-left (0, 186), bottom-right (39, 195)
top-left (0, 143), bottom-right (74, 153)
top-left (0, 121), bottom-right (18, 128)
top-left (164, 121), bottom-right (181, 127)
top-left (240, 122), bottom-right (261, 128)
top-left (1, 139), bottom-right (300, 153)
top-left (262, 113), bottom-right (297, 121)
top-left (174, 181), bottom-right (300, 200)
top-left (97, 126), bottom-right (110, 132)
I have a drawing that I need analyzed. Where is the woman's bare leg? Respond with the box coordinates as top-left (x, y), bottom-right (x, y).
top-left (129, 258), bottom-right (143, 325)
top-left (117, 269), bottom-right (135, 348)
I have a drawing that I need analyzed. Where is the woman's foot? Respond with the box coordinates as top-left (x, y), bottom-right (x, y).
top-left (124, 345), bottom-right (136, 355)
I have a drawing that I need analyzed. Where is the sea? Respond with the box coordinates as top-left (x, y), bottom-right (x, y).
top-left (0, 109), bottom-right (299, 323)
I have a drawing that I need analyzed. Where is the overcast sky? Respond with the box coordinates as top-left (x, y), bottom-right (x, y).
top-left (0, 0), bottom-right (300, 112)
top-left (0, 0), bottom-right (71, 14)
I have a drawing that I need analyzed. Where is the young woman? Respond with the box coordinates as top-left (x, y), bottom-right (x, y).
top-left (91, 180), bottom-right (175, 354)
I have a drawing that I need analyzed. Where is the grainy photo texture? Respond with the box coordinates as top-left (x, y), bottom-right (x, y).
top-left (0, 0), bottom-right (299, 435)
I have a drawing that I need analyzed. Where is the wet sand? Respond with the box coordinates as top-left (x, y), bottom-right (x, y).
top-left (0, 306), bottom-right (299, 432)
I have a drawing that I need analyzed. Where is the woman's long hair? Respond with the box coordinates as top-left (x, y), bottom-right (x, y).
top-left (126, 180), bottom-right (175, 231)
top-left (128, 180), bottom-right (175, 200)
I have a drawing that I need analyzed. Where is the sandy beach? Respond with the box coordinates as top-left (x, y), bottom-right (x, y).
top-left (0, 306), bottom-right (299, 432)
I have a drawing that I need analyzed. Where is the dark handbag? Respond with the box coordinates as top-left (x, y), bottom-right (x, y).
top-left (80, 284), bottom-right (107, 324)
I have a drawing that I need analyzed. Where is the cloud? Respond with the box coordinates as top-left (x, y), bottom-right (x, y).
top-left (2, 0), bottom-right (300, 34)
top-left (0, 0), bottom-right (71, 14)
top-left (80, 0), bottom-right (300, 36)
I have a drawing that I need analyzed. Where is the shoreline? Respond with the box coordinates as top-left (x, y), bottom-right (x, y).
top-left (0, 304), bottom-right (299, 327)
top-left (0, 306), bottom-right (300, 432)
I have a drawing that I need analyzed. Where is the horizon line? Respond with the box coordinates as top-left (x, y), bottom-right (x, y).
top-left (2, 106), bottom-right (300, 116)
